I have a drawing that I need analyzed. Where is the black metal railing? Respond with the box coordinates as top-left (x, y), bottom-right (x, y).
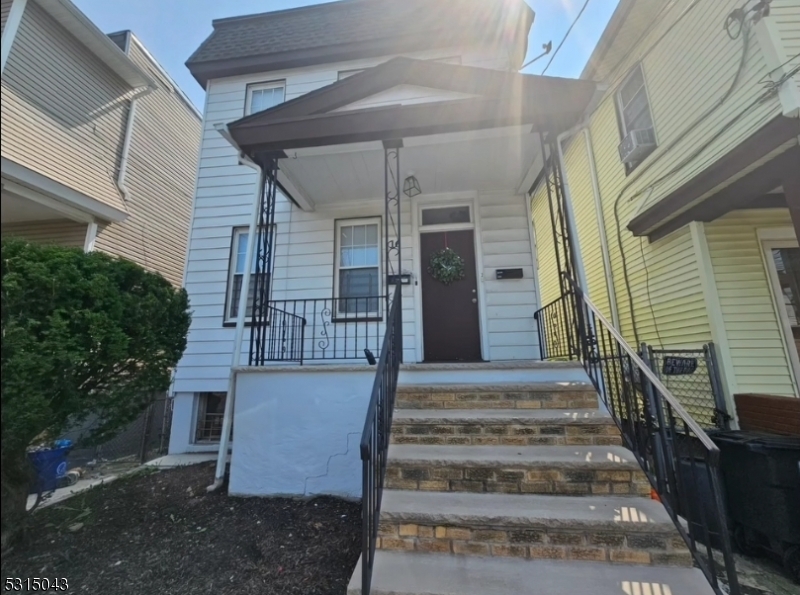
top-left (359, 285), bottom-right (402, 595)
top-left (535, 275), bottom-right (740, 595)
top-left (249, 296), bottom-right (388, 365)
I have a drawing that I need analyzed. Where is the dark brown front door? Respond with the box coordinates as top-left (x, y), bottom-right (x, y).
top-left (420, 229), bottom-right (482, 362)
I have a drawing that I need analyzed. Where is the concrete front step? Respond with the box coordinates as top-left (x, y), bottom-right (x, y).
top-left (391, 409), bottom-right (622, 447)
top-left (385, 445), bottom-right (651, 496)
top-left (395, 382), bottom-right (599, 410)
top-left (377, 490), bottom-right (691, 567)
top-left (347, 551), bottom-right (715, 595)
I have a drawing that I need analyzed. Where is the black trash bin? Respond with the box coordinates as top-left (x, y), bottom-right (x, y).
top-left (710, 431), bottom-right (800, 583)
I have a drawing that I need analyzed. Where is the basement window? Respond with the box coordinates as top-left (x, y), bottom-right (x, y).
top-left (195, 392), bottom-right (228, 443)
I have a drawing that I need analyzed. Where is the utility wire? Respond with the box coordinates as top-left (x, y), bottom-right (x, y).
top-left (540, 0), bottom-right (592, 75)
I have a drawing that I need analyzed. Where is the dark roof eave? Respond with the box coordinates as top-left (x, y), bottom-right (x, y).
top-left (230, 95), bottom-right (593, 157)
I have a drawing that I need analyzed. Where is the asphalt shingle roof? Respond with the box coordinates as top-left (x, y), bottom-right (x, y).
top-left (187, 0), bottom-right (532, 66)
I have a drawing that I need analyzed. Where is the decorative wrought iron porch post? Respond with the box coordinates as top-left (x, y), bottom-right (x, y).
top-left (384, 141), bottom-right (402, 362)
top-left (249, 155), bottom-right (280, 366)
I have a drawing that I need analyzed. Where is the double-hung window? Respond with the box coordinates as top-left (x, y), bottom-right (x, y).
top-left (245, 81), bottom-right (285, 115)
top-left (615, 64), bottom-right (657, 170)
top-left (334, 218), bottom-right (382, 317)
top-left (225, 227), bottom-right (271, 323)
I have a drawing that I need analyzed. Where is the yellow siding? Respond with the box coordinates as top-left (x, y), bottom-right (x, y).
top-left (558, 0), bottom-right (788, 352)
top-left (93, 39), bottom-right (202, 286)
top-left (561, 135), bottom-right (612, 321)
top-left (531, 179), bottom-right (559, 308)
top-left (0, 1), bottom-right (130, 213)
top-left (704, 209), bottom-right (797, 397)
top-left (2, 219), bottom-right (87, 247)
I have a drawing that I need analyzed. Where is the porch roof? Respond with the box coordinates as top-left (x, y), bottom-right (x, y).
top-left (226, 57), bottom-right (597, 156)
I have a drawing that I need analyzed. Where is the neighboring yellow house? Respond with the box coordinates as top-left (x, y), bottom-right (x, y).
top-left (532, 0), bottom-right (800, 418)
top-left (0, 0), bottom-right (202, 286)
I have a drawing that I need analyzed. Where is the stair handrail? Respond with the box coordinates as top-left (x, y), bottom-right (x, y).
top-left (535, 273), bottom-right (741, 595)
top-left (359, 284), bottom-right (403, 595)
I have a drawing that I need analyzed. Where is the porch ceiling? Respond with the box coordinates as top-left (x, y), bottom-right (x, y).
top-left (0, 191), bottom-right (65, 223)
top-left (279, 126), bottom-right (541, 206)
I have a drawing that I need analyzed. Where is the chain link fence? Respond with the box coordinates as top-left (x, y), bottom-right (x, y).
top-left (643, 343), bottom-right (731, 430)
top-left (62, 395), bottom-right (173, 474)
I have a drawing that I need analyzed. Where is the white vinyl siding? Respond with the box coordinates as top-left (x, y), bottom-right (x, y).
top-left (173, 45), bottom-right (530, 393)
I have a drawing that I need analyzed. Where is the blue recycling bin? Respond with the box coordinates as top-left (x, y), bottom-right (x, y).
top-left (27, 443), bottom-right (72, 494)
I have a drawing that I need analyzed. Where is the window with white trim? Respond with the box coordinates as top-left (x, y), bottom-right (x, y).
top-left (245, 81), bottom-right (286, 115)
top-left (225, 227), bottom-right (271, 323)
top-left (616, 64), bottom-right (654, 137)
top-left (334, 218), bottom-right (382, 317)
top-left (195, 392), bottom-right (227, 443)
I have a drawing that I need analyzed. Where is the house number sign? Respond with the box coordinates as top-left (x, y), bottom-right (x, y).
top-left (662, 356), bottom-right (698, 376)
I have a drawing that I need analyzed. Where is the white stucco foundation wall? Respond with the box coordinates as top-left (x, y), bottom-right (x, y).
top-left (229, 367), bottom-right (375, 498)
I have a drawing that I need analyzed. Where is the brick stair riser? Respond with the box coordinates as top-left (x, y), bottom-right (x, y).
top-left (395, 391), bottom-right (598, 411)
top-left (385, 465), bottom-right (651, 496)
top-left (391, 422), bottom-right (622, 447)
top-left (377, 521), bottom-right (693, 567)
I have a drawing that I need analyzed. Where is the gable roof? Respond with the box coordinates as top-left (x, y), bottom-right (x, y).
top-left (186, 0), bottom-right (534, 88)
top-left (227, 57), bottom-right (596, 155)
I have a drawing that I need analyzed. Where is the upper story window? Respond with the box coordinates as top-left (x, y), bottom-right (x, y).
top-left (245, 81), bottom-right (285, 115)
top-left (615, 64), bottom-right (657, 172)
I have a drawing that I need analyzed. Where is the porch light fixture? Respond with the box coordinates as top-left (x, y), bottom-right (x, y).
top-left (403, 172), bottom-right (422, 198)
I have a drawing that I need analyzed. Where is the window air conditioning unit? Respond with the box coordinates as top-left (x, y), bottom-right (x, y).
top-left (618, 128), bottom-right (656, 164)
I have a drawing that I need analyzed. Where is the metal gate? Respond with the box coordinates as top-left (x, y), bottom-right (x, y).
top-left (643, 343), bottom-right (731, 430)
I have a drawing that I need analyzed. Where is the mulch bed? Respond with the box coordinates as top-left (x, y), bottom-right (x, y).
top-left (1, 463), bottom-right (361, 594)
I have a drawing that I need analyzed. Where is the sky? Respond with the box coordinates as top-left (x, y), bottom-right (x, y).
top-left (73, 0), bottom-right (620, 111)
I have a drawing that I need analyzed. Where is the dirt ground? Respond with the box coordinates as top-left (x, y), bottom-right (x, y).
top-left (2, 463), bottom-right (361, 594)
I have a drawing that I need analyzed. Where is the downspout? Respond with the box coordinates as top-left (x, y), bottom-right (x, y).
top-left (583, 127), bottom-right (621, 329)
top-left (117, 86), bottom-right (154, 201)
top-left (208, 134), bottom-right (264, 491)
top-left (555, 126), bottom-right (589, 291)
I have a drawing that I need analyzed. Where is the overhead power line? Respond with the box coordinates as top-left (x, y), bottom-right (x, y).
top-left (540, 0), bottom-right (592, 76)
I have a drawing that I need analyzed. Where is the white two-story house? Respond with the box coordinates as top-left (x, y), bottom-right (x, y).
top-left (169, 0), bottom-right (599, 497)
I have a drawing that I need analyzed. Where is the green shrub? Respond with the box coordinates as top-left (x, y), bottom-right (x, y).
top-left (1, 238), bottom-right (191, 548)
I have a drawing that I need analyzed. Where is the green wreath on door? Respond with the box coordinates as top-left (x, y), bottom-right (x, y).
top-left (428, 247), bottom-right (466, 285)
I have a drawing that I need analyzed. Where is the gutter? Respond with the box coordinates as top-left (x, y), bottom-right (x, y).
top-left (208, 124), bottom-right (264, 492)
top-left (582, 127), bottom-right (621, 328)
top-left (555, 125), bottom-right (589, 292)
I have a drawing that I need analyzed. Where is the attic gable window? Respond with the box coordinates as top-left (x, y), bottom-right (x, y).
top-left (245, 81), bottom-right (285, 115)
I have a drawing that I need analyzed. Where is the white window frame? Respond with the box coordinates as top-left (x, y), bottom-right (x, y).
top-left (245, 80), bottom-right (286, 116)
top-left (616, 64), bottom-right (654, 136)
top-left (762, 235), bottom-right (800, 393)
top-left (338, 69), bottom-right (364, 80)
top-left (419, 204), bottom-right (473, 229)
top-left (224, 226), bottom-right (272, 325)
top-left (333, 217), bottom-right (383, 319)
top-left (194, 392), bottom-right (228, 444)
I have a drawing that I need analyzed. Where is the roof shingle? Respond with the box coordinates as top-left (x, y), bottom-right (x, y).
top-left (187, 0), bottom-right (533, 86)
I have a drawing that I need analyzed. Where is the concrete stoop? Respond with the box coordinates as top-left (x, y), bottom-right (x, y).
top-left (347, 375), bottom-right (715, 595)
